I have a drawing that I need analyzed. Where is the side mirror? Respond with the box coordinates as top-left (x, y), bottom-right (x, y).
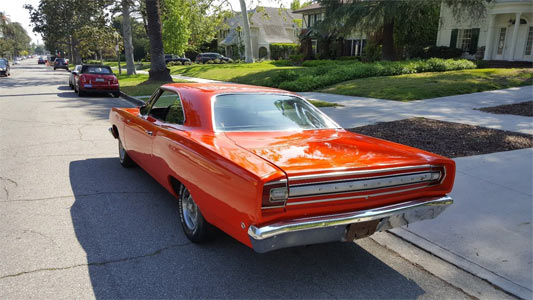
top-left (71, 71), bottom-right (78, 75)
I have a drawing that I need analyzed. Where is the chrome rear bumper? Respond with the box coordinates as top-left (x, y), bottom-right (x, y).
top-left (248, 196), bottom-right (452, 253)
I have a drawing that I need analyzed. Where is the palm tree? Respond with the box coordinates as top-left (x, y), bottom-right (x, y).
top-left (145, 0), bottom-right (171, 81)
top-left (122, 0), bottom-right (136, 75)
top-left (238, 0), bottom-right (254, 63)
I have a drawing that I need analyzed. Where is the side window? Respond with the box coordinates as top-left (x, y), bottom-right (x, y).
top-left (148, 90), bottom-right (185, 125)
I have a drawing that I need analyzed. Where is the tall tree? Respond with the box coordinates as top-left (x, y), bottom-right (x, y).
top-left (145, 0), bottom-right (172, 81)
top-left (161, 0), bottom-right (191, 56)
top-left (25, 0), bottom-right (111, 63)
top-left (122, 0), bottom-right (136, 75)
top-left (238, 0), bottom-right (254, 63)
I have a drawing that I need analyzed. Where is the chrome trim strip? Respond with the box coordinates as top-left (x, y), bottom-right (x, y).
top-left (288, 171), bottom-right (439, 198)
top-left (286, 184), bottom-right (430, 206)
top-left (249, 195), bottom-right (453, 241)
top-left (288, 165), bottom-right (433, 181)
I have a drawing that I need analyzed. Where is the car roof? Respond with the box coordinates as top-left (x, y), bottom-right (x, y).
top-left (161, 83), bottom-right (293, 98)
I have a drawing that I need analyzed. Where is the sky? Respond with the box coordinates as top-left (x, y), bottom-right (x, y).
top-left (2, 0), bottom-right (293, 45)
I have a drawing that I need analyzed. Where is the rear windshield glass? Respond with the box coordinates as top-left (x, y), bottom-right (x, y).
top-left (0, 61), bottom-right (6, 66)
top-left (83, 66), bottom-right (112, 74)
top-left (213, 94), bottom-right (338, 132)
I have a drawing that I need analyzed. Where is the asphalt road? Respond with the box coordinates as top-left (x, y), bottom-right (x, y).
top-left (0, 60), bottom-right (471, 299)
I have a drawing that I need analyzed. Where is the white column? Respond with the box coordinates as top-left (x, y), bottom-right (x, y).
top-left (508, 12), bottom-right (522, 61)
top-left (484, 14), bottom-right (496, 60)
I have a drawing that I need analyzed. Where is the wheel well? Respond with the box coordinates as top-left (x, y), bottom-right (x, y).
top-left (169, 176), bottom-right (183, 198)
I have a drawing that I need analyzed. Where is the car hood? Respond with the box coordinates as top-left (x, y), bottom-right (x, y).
top-left (224, 129), bottom-right (442, 177)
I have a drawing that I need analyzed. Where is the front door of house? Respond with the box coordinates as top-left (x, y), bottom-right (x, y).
top-left (494, 27), bottom-right (507, 60)
top-left (514, 25), bottom-right (533, 61)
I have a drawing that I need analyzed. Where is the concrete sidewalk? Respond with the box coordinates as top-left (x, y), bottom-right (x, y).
top-left (301, 86), bottom-right (533, 134)
top-left (392, 149), bottom-right (533, 300)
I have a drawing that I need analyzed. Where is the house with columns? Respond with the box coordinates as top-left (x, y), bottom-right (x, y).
top-left (436, 0), bottom-right (533, 62)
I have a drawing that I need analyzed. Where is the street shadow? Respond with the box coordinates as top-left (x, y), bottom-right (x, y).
top-left (50, 92), bottom-right (134, 120)
top-left (70, 157), bottom-right (426, 299)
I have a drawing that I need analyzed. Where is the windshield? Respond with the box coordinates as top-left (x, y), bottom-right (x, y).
top-left (213, 94), bottom-right (338, 132)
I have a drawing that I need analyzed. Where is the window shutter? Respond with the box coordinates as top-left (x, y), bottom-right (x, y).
top-left (469, 28), bottom-right (480, 54)
top-left (450, 29), bottom-right (458, 48)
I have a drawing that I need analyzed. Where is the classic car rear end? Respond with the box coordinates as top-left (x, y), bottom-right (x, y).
top-left (108, 83), bottom-right (455, 253)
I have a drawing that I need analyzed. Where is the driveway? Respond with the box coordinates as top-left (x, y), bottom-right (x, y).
top-left (0, 61), bottom-right (482, 298)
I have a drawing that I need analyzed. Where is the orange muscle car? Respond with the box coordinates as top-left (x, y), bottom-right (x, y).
top-left (109, 83), bottom-right (455, 253)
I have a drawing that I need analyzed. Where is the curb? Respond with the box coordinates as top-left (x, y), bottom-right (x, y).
top-left (120, 91), bottom-right (145, 106)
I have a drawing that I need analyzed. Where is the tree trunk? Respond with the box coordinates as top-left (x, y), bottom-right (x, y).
top-left (122, 0), bottom-right (136, 75)
top-left (382, 19), bottom-right (395, 61)
top-left (145, 0), bottom-right (171, 81)
top-left (239, 0), bottom-right (254, 63)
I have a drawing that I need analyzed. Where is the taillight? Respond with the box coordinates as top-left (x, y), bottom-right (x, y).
top-left (112, 77), bottom-right (118, 84)
top-left (262, 180), bottom-right (288, 208)
top-left (80, 75), bottom-right (87, 83)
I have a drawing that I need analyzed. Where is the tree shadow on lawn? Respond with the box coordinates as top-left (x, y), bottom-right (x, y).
top-left (69, 157), bottom-right (426, 299)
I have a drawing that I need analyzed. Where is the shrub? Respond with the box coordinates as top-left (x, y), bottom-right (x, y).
top-left (205, 60), bottom-right (214, 64)
top-left (272, 58), bottom-right (477, 92)
top-left (271, 59), bottom-right (292, 67)
top-left (338, 56), bottom-right (361, 61)
top-left (167, 61), bottom-right (182, 66)
top-left (271, 43), bottom-right (299, 60)
top-left (213, 58), bottom-right (221, 64)
top-left (425, 46), bottom-right (463, 59)
top-left (289, 54), bottom-right (304, 65)
top-left (183, 61), bottom-right (192, 65)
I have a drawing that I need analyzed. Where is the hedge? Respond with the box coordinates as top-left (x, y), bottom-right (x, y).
top-left (268, 58), bottom-right (476, 91)
top-left (270, 43), bottom-right (299, 60)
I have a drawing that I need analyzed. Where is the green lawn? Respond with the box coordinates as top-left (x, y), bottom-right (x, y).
top-left (118, 74), bottom-right (187, 97)
top-left (321, 68), bottom-right (533, 101)
top-left (169, 61), bottom-right (302, 85)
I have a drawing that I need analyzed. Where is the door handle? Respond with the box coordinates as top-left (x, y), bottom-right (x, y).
top-left (145, 130), bottom-right (153, 136)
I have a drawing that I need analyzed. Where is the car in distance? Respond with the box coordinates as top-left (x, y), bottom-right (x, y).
top-left (38, 57), bottom-right (46, 64)
top-left (108, 83), bottom-right (455, 253)
top-left (75, 64), bottom-right (120, 97)
top-left (68, 65), bottom-right (82, 89)
top-left (164, 54), bottom-right (191, 65)
top-left (0, 59), bottom-right (10, 77)
top-left (53, 58), bottom-right (69, 70)
top-left (195, 52), bottom-right (233, 64)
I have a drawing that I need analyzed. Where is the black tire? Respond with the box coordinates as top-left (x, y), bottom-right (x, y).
top-left (112, 92), bottom-right (120, 98)
top-left (54, 67), bottom-right (56, 70)
top-left (118, 139), bottom-right (135, 168)
top-left (178, 185), bottom-right (214, 243)
top-left (78, 89), bottom-right (85, 97)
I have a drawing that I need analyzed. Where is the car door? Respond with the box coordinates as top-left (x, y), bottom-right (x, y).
top-left (123, 89), bottom-right (179, 173)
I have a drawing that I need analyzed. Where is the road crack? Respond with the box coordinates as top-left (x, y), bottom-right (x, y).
top-left (0, 191), bottom-right (154, 203)
top-left (0, 242), bottom-right (191, 280)
top-left (0, 176), bottom-right (18, 201)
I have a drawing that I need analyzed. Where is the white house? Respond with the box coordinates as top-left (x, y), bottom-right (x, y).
top-left (218, 7), bottom-right (300, 59)
top-left (436, 0), bottom-right (533, 62)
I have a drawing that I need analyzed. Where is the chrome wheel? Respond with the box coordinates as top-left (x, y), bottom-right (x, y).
top-left (181, 189), bottom-right (198, 231)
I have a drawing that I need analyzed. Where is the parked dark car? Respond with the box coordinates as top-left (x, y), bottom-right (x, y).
top-left (0, 59), bottom-right (10, 77)
top-left (74, 64), bottom-right (120, 97)
top-left (38, 57), bottom-right (46, 64)
top-left (54, 58), bottom-right (69, 70)
top-left (68, 65), bottom-right (82, 89)
top-left (195, 53), bottom-right (233, 64)
top-left (165, 54), bottom-right (191, 65)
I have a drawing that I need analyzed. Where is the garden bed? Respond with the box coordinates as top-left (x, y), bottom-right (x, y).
top-left (348, 118), bottom-right (532, 158)
top-left (476, 101), bottom-right (533, 117)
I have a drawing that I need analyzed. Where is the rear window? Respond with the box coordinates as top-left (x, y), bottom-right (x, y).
top-left (213, 94), bottom-right (338, 132)
top-left (83, 66), bottom-right (112, 74)
top-left (56, 58), bottom-right (65, 62)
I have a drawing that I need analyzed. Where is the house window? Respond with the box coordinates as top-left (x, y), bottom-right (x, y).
top-left (311, 39), bottom-right (317, 56)
top-left (307, 13), bottom-right (322, 28)
top-left (497, 27), bottom-right (506, 55)
top-left (458, 29), bottom-right (472, 51)
top-left (525, 27), bottom-right (533, 56)
top-left (344, 39), bottom-right (366, 56)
